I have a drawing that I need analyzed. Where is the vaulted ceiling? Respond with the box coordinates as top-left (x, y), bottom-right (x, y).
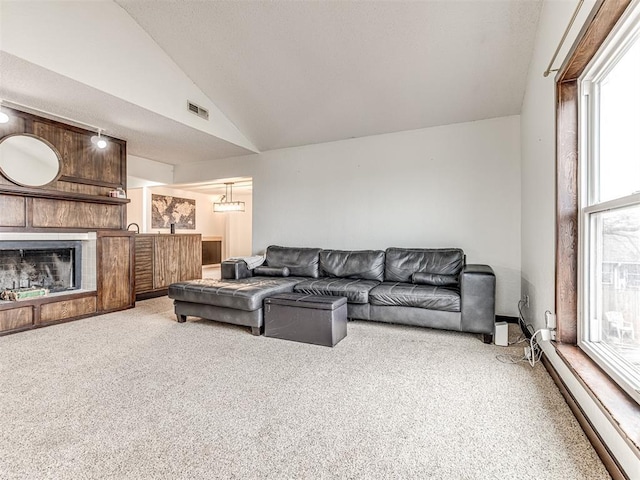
top-left (1, 0), bottom-right (542, 166)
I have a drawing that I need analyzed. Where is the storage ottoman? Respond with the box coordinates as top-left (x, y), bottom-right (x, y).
top-left (264, 293), bottom-right (347, 347)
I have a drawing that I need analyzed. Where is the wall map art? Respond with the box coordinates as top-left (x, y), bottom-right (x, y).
top-left (151, 194), bottom-right (196, 229)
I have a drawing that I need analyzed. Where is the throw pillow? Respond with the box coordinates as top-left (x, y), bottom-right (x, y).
top-left (254, 266), bottom-right (291, 277)
top-left (412, 272), bottom-right (458, 286)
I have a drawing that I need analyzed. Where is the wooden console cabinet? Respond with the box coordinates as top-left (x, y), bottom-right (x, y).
top-left (134, 234), bottom-right (202, 299)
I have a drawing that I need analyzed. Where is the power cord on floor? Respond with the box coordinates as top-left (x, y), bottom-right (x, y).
top-left (496, 300), bottom-right (548, 366)
top-left (527, 329), bottom-right (547, 367)
top-left (497, 330), bottom-right (547, 366)
top-left (509, 334), bottom-right (528, 346)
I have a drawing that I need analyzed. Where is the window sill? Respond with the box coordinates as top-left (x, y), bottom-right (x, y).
top-left (553, 344), bottom-right (640, 455)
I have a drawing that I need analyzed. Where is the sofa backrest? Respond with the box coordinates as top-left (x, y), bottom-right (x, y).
top-left (320, 249), bottom-right (385, 282)
top-left (265, 245), bottom-right (322, 278)
top-left (384, 248), bottom-right (465, 283)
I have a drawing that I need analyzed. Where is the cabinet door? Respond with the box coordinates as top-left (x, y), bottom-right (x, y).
top-left (98, 235), bottom-right (134, 312)
top-left (179, 235), bottom-right (202, 282)
top-left (202, 240), bottom-right (222, 265)
top-left (153, 236), bottom-right (181, 288)
top-left (0, 307), bottom-right (33, 332)
top-left (40, 296), bottom-right (96, 323)
top-left (134, 236), bottom-right (154, 294)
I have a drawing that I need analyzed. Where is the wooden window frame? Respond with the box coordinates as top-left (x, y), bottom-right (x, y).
top-left (555, 0), bottom-right (633, 345)
top-left (553, 0), bottom-right (640, 473)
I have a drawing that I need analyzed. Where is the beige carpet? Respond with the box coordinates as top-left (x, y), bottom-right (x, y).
top-left (0, 297), bottom-right (609, 479)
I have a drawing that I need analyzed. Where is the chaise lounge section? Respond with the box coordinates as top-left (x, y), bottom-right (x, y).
top-left (168, 277), bottom-right (302, 335)
top-left (168, 245), bottom-right (496, 342)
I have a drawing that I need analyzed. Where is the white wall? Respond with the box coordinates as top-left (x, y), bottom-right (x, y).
top-left (128, 155), bottom-right (174, 187)
top-left (520, 0), bottom-right (597, 332)
top-left (521, 0), bottom-right (639, 474)
top-left (225, 192), bottom-right (253, 259)
top-left (175, 115), bottom-right (522, 316)
top-left (126, 188), bottom-right (144, 233)
top-left (0, 1), bottom-right (255, 151)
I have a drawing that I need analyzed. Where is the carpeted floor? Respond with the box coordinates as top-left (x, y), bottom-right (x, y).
top-left (0, 297), bottom-right (609, 479)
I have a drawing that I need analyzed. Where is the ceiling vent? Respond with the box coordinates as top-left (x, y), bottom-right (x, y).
top-left (187, 101), bottom-right (209, 120)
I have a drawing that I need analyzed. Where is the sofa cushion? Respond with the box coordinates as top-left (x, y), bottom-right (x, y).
top-left (168, 277), bottom-right (302, 312)
top-left (385, 248), bottom-right (464, 283)
top-left (412, 272), bottom-right (458, 286)
top-left (320, 249), bottom-right (385, 282)
top-left (293, 278), bottom-right (379, 304)
top-left (254, 266), bottom-right (290, 277)
top-left (369, 282), bottom-right (461, 312)
top-left (265, 246), bottom-right (322, 278)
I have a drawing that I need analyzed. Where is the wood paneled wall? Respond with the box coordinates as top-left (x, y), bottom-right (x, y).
top-left (0, 107), bottom-right (129, 231)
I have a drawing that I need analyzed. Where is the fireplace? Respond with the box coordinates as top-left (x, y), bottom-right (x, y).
top-left (0, 241), bottom-right (82, 294)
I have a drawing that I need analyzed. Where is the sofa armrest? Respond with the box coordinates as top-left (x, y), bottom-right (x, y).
top-left (460, 264), bottom-right (496, 335)
top-left (221, 259), bottom-right (252, 280)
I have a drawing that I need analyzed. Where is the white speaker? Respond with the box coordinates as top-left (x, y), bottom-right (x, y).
top-left (495, 321), bottom-right (509, 346)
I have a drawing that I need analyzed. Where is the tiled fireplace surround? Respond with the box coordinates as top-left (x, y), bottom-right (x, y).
top-left (0, 233), bottom-right (97, 296)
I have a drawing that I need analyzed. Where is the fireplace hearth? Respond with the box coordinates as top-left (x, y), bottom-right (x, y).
top-left (0, 241), bottom-right (82, 295)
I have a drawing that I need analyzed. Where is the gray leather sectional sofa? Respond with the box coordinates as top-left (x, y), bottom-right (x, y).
top-left (168, 245), bottom-right (496, 342)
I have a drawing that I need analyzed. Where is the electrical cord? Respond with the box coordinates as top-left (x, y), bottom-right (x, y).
top-left (507, 299), bottom-right (532, 345)
top-left (509, 334), bottom-right (528, 346)
top-left (496, 331), bottom-right (545, 366)
top-left (516, 299), bottom-right (534, 338)
top-left (496, 300), bottom-right (547, 366)
top-left (528, 329), bottom-right (545, 367)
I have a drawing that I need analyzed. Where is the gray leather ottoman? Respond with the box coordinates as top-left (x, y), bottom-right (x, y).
top-left (168, 277), bottom-right (302, 335)
top-left (264, 293), bottom-right (347, 347)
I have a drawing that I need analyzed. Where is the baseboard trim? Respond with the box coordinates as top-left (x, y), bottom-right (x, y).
top-left (541, 354), bottom-right (629, 480)
top-left (496, 315), bottom-right (518, 324)
top-left (135, 289), bottom-right (169, 301)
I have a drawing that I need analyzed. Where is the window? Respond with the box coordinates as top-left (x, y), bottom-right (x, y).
top-left (579, 5), bottom-right (640, 403)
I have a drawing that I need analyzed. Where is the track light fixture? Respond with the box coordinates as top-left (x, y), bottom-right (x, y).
top-left (90, 129), bottom-right (107, 149)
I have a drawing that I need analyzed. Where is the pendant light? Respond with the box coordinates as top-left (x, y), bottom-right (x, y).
top-left (213, 182), bottom-right (245, 212)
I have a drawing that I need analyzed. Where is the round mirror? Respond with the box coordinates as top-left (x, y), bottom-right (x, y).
top-left (0, 134), bottom-right (61, 187)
